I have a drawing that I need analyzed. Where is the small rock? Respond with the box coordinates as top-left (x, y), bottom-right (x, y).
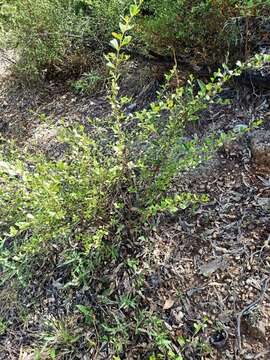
top-left (148, 274), bottom-right (160, 288)
top-left (171, 307), bottom-right (185, 324)
top-left (256, 197), bottom-right (270, 211)
top-left (209, 329), bottom-right (228, 349)
top-left (199, 257), bottom-right (227, 277)
top-left (250, 130), bottom-right (270, 168)
top-left (244, 353), bottom-right (256, 360)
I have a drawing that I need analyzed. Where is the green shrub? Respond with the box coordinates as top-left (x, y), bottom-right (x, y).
top-left (1, 8), bottom-right (267, 286)
top-left (1, 0), bottom-right (269, 81)
top-left (0, 0), bottom-right (128, 81)
top-left (137, 0), bottom-right (270, 64)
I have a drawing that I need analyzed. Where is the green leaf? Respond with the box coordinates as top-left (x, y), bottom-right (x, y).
top-left (119, 22), bottom-right (133, 33)
top-left (8, 226), bottom-right (18, 237)
top-left (106, 61), bottom-right (116, 69)
top-left (16, 221), bottom-right (30, 231)
top-left (112, 32), bottom-right (122, 40)
top-left (197, 79), bottom-right (206, 92)
top-left (122, 35), bottom-right (132, 46)
top-left (130, 4), bottom-right (140, 17)
top-left (110, 39), bottom-right (119, 51)
top-left (119, 22), bottom-right (127, 34)
top-left (76, 304), bottom-right (92, 316)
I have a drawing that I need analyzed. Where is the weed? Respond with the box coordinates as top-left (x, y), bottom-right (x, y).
top-left (102, 314), bottom-right (129, 353)
top-left (126, 258), bottom-right (139, 272)
top-left (0, 0), bottom-right (268, 291)
top-left (119, 294), bottom-right (137, 310)
top-left (70, 70), bottom-right (105, 94)
top-left (76, 304), bottom-right (95, 324)
top-left (42, 317), bottom-right (82, 349)
top-left (0, 317), bottom-right (7, 335)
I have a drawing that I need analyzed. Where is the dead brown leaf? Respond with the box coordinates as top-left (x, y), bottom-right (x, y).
top-left (163, 298), bottom-right (175, 310)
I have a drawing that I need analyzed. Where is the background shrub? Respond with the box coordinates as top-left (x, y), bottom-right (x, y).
top-left (137, 0), bottom-right (270, 65)
top-left (0, 0), bottom-right (129, 81)
top-left (1, 0), bottom-right (270, 82)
